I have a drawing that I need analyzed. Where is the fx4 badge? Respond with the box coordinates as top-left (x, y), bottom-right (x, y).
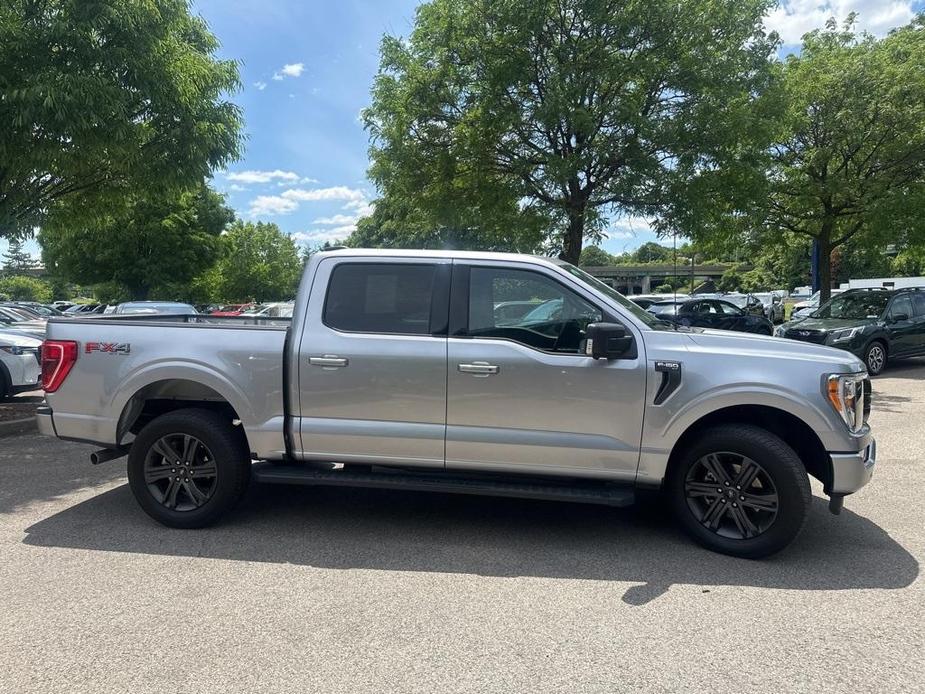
top-left (85, 342), bottom-right (131, 355)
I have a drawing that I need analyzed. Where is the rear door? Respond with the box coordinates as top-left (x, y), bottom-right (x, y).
top-left (886, 294), bottom-right (917, 356)
top-left (911, 293), bottom-right (925, 355)
top-left (296, 257), bottom-right (450, 468)
top-left (444, 261), bottom-right (646, 481)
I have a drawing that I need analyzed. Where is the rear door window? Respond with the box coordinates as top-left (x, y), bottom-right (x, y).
top-left (324, 263), bottom-right (436, 334)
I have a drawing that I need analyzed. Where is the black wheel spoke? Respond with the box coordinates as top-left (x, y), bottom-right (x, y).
top-left (152, 438), bottom-right (179, 465)
top-left (189, 461), bottom-right (217, 479)
top-left (728, 504), bottom-right (759, 539)
top-left (702, 453), bottom-right (731, 485)
top-left (162, 477), bottom-right (181, 509)
top-left (145, 464), bottom-right (177, 484)
top-left (181, 435), bottom-right (199, 465)
top-left (685, 481), bottom-right (722, 498)
top-left (740, 492), bottom-right (778, 513)
top-left (182, 480), bottom-right (207, 506)
top-left (733, 459), bottom-right (760, 490)
top-left (702, 497), bottom-right (728, 529)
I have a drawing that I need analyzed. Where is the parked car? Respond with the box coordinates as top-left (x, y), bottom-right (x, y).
top-left (492, 300), bottom-right (544, 324)
top-left (37, 249), bottom-right (875, 559)
top-left (17, 303), bottom-right (68, 319)
top-left (111, 301), bottom-right (198, 316)
top-left (242, 302), bottom-right (295, 319)
top-left (753, 292), bottom-right (785, 324)
top-left (648, 298), bottom-right (774, 335)
top-left (627, 293), bottom-right (685, 310)
top-left (776, 287), bottom-right (925, 375)
top-left (210, 303), bottom-right (255, 317)
top-left (0, 331), bottom-right (42, 399)
top-left (0, 306), bottom-right (46, 336)
top-left (792, 289), bottom-right (844, 319)
top-left (721, 293), bottom-right (766, 317)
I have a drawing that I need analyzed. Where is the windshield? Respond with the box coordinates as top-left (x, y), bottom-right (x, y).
top-left (648, 302), bottom-right (680, 315)
top-left (555, 261), bottom-right (670, 329)
top-left (119, 303), bottom-right (197, 315)
top-left (812, 292), bottom-right (889, 320)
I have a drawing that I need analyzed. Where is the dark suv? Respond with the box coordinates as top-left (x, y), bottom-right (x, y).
top-left (777, 287), bottom-right (925, 375)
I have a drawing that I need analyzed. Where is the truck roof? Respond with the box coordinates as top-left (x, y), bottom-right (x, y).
top-left (315, 247), bottom-right (564, 268)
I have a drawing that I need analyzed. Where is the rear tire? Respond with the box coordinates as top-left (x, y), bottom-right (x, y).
top-left (667, 424), bottom-right (811, 559)
top-left (127, 408), bottom-right (251, 528)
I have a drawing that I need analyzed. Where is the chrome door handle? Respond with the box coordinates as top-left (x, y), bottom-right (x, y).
top-left (309, 355), bottom-right (349, 368)
top-left (458, 362), bottom-right (500, 375)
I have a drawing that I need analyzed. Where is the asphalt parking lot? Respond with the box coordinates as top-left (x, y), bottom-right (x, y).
top-left (1, 364), bottom-right (923, 694)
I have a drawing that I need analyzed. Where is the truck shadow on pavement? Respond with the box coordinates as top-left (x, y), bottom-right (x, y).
top-left (23, 482), bottom-right (918, 606)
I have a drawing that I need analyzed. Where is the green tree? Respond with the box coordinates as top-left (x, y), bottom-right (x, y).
top-left (363, 0), bottom-right (779, 263)
top-left (2, 239), bottom-right (34, 273)
top-left (632, 242), bottom-right (674, 264)
top-left (0, 275), bottom-right (52, 302)
top-left (759, 16), bottom-right (925, 300)
top-left (0, 0), bottom-right (243, 238)
top-left (214, 221), bottom-right (302, 302)
top-left (40, 185), bottom-right (234, 300)
top-left (578, 245), bottom-right (617, 267)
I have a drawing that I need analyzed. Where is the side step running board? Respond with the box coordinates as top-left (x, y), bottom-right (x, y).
top-left (251, 463), bottom-right (635, 507)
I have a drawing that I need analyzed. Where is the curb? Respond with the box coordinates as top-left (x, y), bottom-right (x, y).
top-left (0, 417), bottom-right (37, 438)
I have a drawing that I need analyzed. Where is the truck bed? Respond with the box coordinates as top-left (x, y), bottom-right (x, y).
top-left (43, 316), bottom-right (290, 459)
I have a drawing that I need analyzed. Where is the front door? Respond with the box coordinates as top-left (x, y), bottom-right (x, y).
top-left (886, 294), bottom-right (917, 357)
top-left (296, 257), bottom-right (450, 468)
top-left (445, 262), bottom-right (647, 482)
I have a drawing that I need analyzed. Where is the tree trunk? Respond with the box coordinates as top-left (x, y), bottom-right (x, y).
top-left (559, 205), bottom-right (585, 265)
top-left (817, 223), bottom-right (833, 303)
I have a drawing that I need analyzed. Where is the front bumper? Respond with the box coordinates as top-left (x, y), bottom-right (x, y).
top-left (828, 437), bottom-right (876, 494)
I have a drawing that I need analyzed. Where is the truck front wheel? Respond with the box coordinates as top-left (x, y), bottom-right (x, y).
top-left (127, 408), bottom-right (251, 528)
top-left (667, 424), bottom-right (811, 558)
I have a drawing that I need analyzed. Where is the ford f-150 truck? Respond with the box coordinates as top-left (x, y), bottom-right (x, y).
top-left (36, 250), bottom-right (876, 558)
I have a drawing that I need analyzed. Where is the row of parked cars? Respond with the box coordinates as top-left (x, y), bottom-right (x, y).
top-left (0, 300), bottom-right (296, 399)
top-left (626, 287), bottom-right (925, 375)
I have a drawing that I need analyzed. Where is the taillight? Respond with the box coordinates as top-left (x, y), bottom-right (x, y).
top-left (41, 340), bottom-right (78, 393)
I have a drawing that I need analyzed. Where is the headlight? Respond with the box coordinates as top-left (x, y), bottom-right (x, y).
top-left (829, 326), bottom-right (862, 343)
top-left (826, 373), bottom-right (867, 432)
top-left (0, 345), bottom-right (24, 356)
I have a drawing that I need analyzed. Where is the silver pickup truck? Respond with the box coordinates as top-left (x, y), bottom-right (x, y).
top-left (36, 249), bottom-right (875, 558)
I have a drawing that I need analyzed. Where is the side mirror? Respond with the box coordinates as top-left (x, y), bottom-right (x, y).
top-left (584, 322), bottom-right (634, 360)
top-left (890, 313), bottom-right (909, 323)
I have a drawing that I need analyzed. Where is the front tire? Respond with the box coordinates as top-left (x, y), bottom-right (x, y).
top-left (127, 408), bottom-right (251, 528)
top-left (667, 424), bottom-right (811, 558)
top-left (864, 341), bottom-right (887, 376)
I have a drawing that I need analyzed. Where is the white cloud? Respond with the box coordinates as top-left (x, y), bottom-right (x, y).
top-left (253, 81), bottom-right (267, 91)
top-left (604, 216), bottom-right (652, 241)
top-left (280, 186), bottom-right (366, 203)
top-left (229, 184), bottom-right (247, 192)
top-left (248, 195), bottom-right (299, 216)
top-left (272, 73), bottom-right (284, 81)
top-left (291, 227), bottom-right (354, 245)
top-left (226, 169), bottom-right (301, 185)
top-left (312, 213), bottom-right (359, 226)
top-left (247, 186), bottom-right (369, 218)
top-left (765, 0), bottom-right (916, 45)
top-left (342, 199), bottom-right (375, 217)
top-left (280, 62), bottom-right (305, 78)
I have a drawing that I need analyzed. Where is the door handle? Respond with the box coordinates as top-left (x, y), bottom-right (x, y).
top-left (458, 362), bottom-right (500, 375)
top-left (309, 355), bottom-right (349, 368)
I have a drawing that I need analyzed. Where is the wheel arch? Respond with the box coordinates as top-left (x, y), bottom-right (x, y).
top-left (116, 378), bottom-right (249, 453)
top-left (664, 404), bottom-right (832, 491)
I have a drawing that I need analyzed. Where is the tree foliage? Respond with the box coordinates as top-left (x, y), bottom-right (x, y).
top-left (212, 221), bottom-right (302, 302)
top-left (362, 0), bottom-right (779, 262)
top-left (0, 275), bottom-right (52, 302)
top-left (755, 16), bottom-right (925, 299)
top-left (0, 0), bottom-right (243, 238)
top-left (1, 239), bottom-right (34, 273)
top-left (39, 185), bottom-right (234, 300)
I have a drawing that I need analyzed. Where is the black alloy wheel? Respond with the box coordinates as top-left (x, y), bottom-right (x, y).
top-left (144, 434), bottom-right (218, 511)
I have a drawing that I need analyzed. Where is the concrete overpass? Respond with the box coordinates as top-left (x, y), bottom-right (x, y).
top-left (584, 263), bottom-right (750, 294)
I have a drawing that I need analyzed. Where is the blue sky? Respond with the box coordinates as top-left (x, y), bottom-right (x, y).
top-left (4, 0), bottom-right (922, 264)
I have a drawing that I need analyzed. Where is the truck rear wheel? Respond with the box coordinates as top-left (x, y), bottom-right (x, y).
top-left (667, 424), bottom-right (811, 558)
top-left (127, 409), bottom-right (251, 528)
